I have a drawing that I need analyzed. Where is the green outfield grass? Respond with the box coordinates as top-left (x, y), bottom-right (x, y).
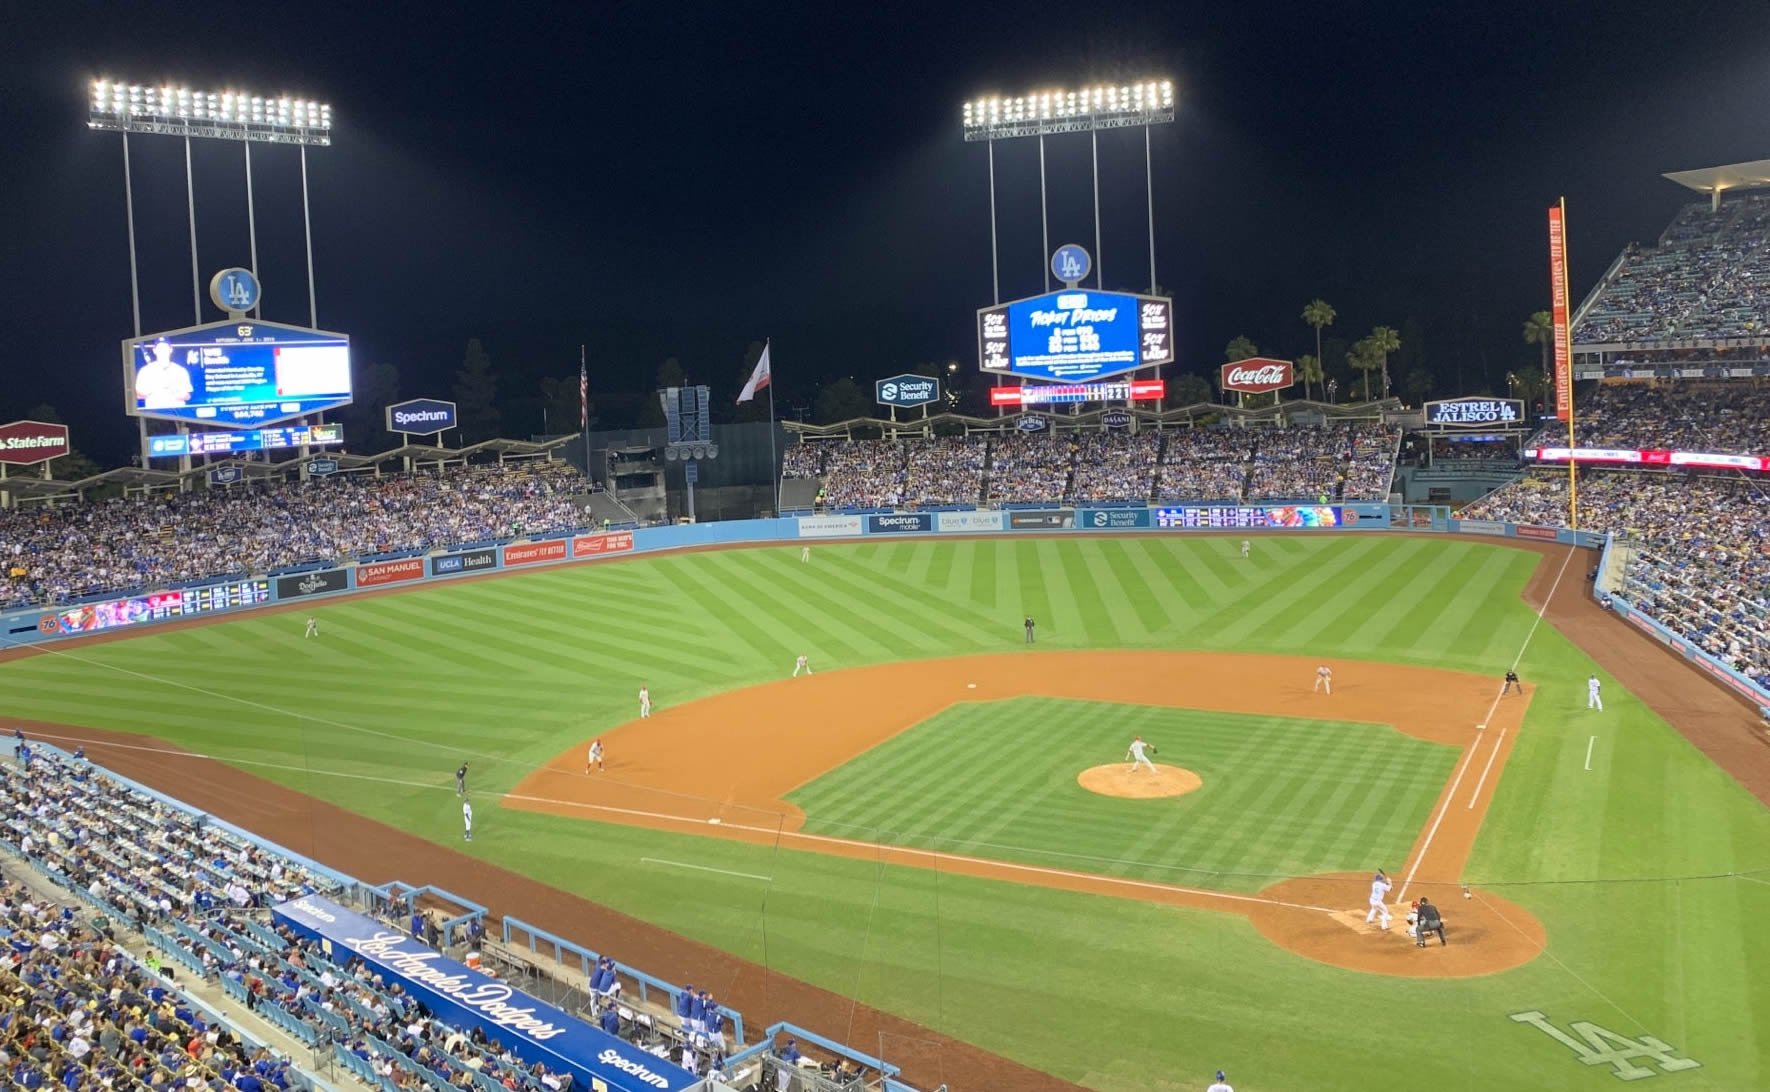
top-left (4, 533), bottom-right (1769, 1092)
top-left (788, 697), bottom-right (1458, 889)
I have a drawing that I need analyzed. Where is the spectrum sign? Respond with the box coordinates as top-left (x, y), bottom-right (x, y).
top-left (989, 379), bottom-right (1165, 406)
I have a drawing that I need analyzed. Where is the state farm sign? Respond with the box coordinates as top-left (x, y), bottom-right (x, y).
top-left (0, 421), bottom-right (70, 466)
top-left (1220, 359), bottom-right (1295, 395)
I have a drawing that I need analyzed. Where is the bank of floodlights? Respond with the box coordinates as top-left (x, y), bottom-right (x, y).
top-left (962, 80), bottom-right (1174, 141)
top-left (88, 79), bottom-right (332, 146)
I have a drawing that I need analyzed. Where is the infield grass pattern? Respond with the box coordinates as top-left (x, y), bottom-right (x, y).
top-left (5, 534), bottom-right (1769, 1092)
top-left (790, 697), bottom-right (1457, 888)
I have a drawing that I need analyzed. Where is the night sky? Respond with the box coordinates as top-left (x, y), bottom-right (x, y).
top-left (5, 0), bottom-right (1770, 464)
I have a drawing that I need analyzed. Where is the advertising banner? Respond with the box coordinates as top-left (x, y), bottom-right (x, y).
top-left (796, 515), bottom-right (864, 539)
top-left (1080, 508), bottom-right (1152, 529)
top-left (503, 539), bottom-right (569, 567)
top-left (1527, 446), bottom-right (1769, 473)
top-left (935, 510), bottom-right (1006, 532)
top-left (0, 420), bottom-right (70, 465)
top-left (1515, 525), bottom-right (1561, 541)
top-left (1548, 204), bottom-right (1572, 422)
top-left (272, 897), bottom-right (696, 1092)
top-left (275, 569), bottom-right (349, 599)
top-left (866, 513), bottom-right (934, 534)
top-left (1456, 520), bottom-right (1510, 537)
top-left (146, 422), bottom-right (342, 460)
top-left (1008, 509), bottom-right (1076, 529)
top-left (356, 557), bottom-right (425, 588)
top-left (874, 375), bottom-right (941, 408)
top-left (52, 580), bottom-right (270, 633)
top-left (989, 380), bottom-right (1164, 407)
top-left (572, 531), bottom-right (636, 557)
top-left (1153, 505), bottom-right (1340, 529)
top-left (431, 548), bottom-right (498, 576)
top-left (385, 398), bottom-right (458, 436)
top-left (1423, 397), bottom-right (1525, 427)
top-left (1219, 359), bottom-right (1295, 395)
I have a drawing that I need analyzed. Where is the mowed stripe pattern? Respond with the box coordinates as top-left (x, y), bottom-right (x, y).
top-left (0, 536), bottom-right (1533, 813)
top-left (788, 697), bottom-right (1456, 890)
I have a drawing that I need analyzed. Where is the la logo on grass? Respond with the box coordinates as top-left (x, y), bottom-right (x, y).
top-left (1509, 1011), bottom-right (1700, 1081)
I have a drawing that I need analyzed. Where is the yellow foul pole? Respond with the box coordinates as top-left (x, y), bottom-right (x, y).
top-left (1562, 197), bottom-right (1577, 531)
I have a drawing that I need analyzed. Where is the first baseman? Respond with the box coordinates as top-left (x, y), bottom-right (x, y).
top-left (1502, 669), bottom-right (1522, 695)
top-left (587, 739), bottom-right (604, 773)
top-left (1365, 869), bottom-right (1393, 929)
top-left (1126, 735), bottom-right (1158, 773)
top-left (462, 799), bottom-right (474, 842)
top-left (640, 685), bottom-right (652, 718)
top-left (1314, 665), bottom-right (1332, 694)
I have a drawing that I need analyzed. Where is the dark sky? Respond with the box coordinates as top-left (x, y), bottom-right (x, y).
top-left (5, 0), bottom-right (1770, 463)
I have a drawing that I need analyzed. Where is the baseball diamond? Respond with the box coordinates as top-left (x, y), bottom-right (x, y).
top-left (3, 532), bottom-right (1767, 1092)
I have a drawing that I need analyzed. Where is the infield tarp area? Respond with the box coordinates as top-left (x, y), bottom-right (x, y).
top-left (273, 895), bottom-right (699, 1092)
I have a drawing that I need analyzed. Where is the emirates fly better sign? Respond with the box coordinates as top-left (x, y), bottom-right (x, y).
top-left (0, 420), bottom-right (71, 465)
top-left (1219, 358), bottom-right (1295, 395)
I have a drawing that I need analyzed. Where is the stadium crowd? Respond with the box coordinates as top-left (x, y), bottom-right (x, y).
top-left (1524, 381), bottom-right (1770, 457)
top-left (784, 424), bottom-right (1400, 510)
top-left (1574, 194), bottom-right (1770, 344)
top-left (1460, 471), bottom-right (1769, 689)
top-left (0, 748), bottom-right (748, 1089)
top-left (1, 461), bottom-right (589, 609)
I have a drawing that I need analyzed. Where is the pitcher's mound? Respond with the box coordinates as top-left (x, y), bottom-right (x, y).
top-left (1078, 763), bottom-right (1202, 799)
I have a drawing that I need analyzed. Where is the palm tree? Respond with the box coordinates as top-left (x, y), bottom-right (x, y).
top-left (1367, 325), bottom-right (1401, 399)
top-left (1224, 336), bottom-right (1259, 363)
top-left (1301, 299), bottom-right (1336, 377)
top-left (1512, 366), bottom-right (1548, 410)
top-left (1297, 354), bottom-right (1323, 402)
top-left (1348, 339), bottom-right (1383, 403)
top-left (1522, 311), bottom-right (1553, 379)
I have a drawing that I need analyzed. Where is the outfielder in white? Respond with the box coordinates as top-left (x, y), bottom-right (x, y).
top-left (304, 617), bottom-right (319, 638)
top-left (1126, 736), bottom-right (1158, 773)
top-left (1239, 539), bottom-right (1250, 559)
top-left (1365, 870), bottom-right (1393, 928)
top-left (1207, 1072), bottom-right (1233, 1092)
top-left (1314, 665), bottom-right (1332, 694)
top-left (1587, 674), bottom-right (1603, 711)
top-left (792, 654), bottom-right (812, 678)
top-left (801, 546), bottom-right (810, 563)
top-left (462, 800), bottom-right (474, 842)
top-left (639, 686), bottom-right (652, 718)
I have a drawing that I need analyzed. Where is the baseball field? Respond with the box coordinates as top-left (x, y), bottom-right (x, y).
top-left (4, 533), bottom-right (1768, 1092)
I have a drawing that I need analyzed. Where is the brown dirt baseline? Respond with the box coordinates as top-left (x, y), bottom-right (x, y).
top-left (507, 650), bottom-right (1544, 979)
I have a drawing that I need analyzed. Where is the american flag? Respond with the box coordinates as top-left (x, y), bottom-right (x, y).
top-left (578, 347), bottom-right (588, 429)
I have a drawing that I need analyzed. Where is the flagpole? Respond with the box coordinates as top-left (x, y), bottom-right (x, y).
top-left (579, 344), bottom-right (590, 480)
top-left (766, 339), bottom-right (779, 516)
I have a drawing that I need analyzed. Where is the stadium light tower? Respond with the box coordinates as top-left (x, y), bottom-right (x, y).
top-left (87, 79), bottom-right (334, 334)
top-left (961, 80), bottom-right (1174, 299)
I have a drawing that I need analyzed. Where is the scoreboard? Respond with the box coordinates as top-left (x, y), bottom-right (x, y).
top-left (53, 579), bottom-right (271, 633)
top-left (123, 318), bottom-right (353, 427)
top-left (146, 422), bottom-right (344, 459)
top-left (979, 289), bottom-right (1173, 382)
top-left (1153, 505), bottom-right (1342, 529)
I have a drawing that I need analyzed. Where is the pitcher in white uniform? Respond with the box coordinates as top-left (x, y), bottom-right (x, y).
top-left (1126, 736), bottom-right (1158, 773)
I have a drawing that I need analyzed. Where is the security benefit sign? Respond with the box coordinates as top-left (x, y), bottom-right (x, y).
top-left (875, 374), bottom-right (941, 408)
top-left (273, 897), bottom-right (697, 1092)
top-left (979, 290), bottom-right (1175, 382)
top-left (1424, 397), bottom-right (1524, 427)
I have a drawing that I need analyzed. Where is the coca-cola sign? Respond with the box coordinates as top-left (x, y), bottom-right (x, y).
top-left (0, 420), bottom-right (71, 466)
top-left (1219, 358), bottom-right (1295, 395)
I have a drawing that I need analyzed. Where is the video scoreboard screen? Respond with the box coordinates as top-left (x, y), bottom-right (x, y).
top-left (146, 422), bottom-right (345, 459)
top-left (979, 289), bottom-right (1173, 382)
top-left (1153, 505), bottom-right (1342, 529)
top-left (123, 319), bottom-right (353, 427)
top-left (53, 579), bottom-right (271, 633)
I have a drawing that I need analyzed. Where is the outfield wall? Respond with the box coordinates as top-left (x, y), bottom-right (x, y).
top-left (5, 504), bottom-right (1762, 706)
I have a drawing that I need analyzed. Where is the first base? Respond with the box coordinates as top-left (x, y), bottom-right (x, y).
top-left (967, 683), bottom-right (977, 689)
